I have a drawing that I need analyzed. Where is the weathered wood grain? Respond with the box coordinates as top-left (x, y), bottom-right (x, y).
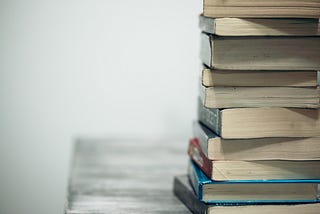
top-left (65, 138), bottom-right (190, 213)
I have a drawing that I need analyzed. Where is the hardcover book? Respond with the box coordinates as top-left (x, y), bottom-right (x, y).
top-left (200, 33), bottom-right (320, 70)
top-left (188, 139), bottom-right (320, 180)
top-left (197, 99), bottom-right (320, 139)
top-left (203, 0), bottom-right (320, 18)
top-left (173, 175), bottom-right (320, 214)
top-left (199, 15), bottom-right (320, 36)
top-left (193, 121), bottom-right (320, 160)
top-left (188, 160), bottom-right (320, 202)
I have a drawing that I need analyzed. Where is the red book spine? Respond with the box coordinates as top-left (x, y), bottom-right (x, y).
top-left (188, 138), bottom-right (213, 179)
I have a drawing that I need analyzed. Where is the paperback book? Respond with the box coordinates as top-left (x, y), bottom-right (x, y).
top-left (200, 33), bottom-right (320, 70)
top-left (199, 15), bottom-right (320, 36)
top-left (193, 121), bottom-right (320, 160)
top-left (188, 138), bottom-right (320, 180)
top-left (198, 99), bottom-right (320, 139)
top-left (188, 160), bottom-right (320, 202)
top-left (202, 0), bottom-right (320, 18)
top-left (173, 175), bottom-right (320, 214)
top-left (199, 85), bottom-right (320, 108)
top-left (201, 67), bottom-right (318, 87)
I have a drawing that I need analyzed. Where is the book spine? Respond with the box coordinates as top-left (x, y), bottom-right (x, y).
top-left (197, 98), bottom-right (221, 135)
top-left (188, 160), bottom-right (201, 198)
top-left (173, 176), bottom-right (207, 214)
top-left (188, 139), bottom-right (214, 180)
top-left (193, 122), bottom-right (210, 157)
top-left (199, 15), bottom-right (215, 34)
top-left (200, 33), bottom-right (212, 68)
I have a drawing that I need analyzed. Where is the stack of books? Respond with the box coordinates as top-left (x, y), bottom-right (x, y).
top-left (173, 0), bottom-right (320, 213)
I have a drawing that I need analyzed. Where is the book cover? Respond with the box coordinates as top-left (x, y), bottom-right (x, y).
top-left (188, 160), bottom-right (320, 204)
top-left (173, 175), bottom-right (320, 214)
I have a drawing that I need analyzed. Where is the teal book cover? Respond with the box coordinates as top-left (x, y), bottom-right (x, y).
top-left (188, 160), bottom-right (320, 205)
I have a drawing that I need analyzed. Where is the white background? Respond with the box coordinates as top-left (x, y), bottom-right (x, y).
top-left (0, 0), bottom-right (201, 213)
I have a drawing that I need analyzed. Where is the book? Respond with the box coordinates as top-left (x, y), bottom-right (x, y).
top-left (200, 33), bottom-right (320, 70)
top-left (198, 99), bottom-right (320, 139)
top-left (188, 160), bottom-right (320, 202)
top-left (199, 15), bottom-right (320, 36)
top-left (203, 0), bottom-right (320, 18)
top-left (199, 85), bottom-right (320, 108)
top-left (173, 175), bottom-right (208, 213)
top-left (202, 67), bottom-right (318, 87)
top-left (173, 175), bottom-right (320, 214)
top-left (188, 139), bottom-right (320, 181)
top-left (193, 121), bottom-right (320, 160)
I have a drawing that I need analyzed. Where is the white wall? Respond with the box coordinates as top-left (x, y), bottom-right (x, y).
top-left (0, 0), bottom-right (201, 213)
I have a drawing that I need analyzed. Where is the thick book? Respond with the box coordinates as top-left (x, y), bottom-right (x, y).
top-left (197, 99), bottom-right (320, 139)
top-left (203, 0), bottom-right (320, 18)
top-left (199, 15), bottom-right (320, 36)
top-left (188, 139), bottom-right (320, 181)
top-left (193, 121), bottom-right (320, 160)
top-left (173, 175), bottom-right (320, 214)
top-left (199, 85), bottom-right (320, 108)
top-left (202, 67), bottom-right (318, 87)
top-left (200, 33), bottom-right (320, 70)
top-left (188, 160), bottom-right (320, 201)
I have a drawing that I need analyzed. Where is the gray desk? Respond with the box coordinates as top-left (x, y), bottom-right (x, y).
top-left (65, 138), bottom-right (190, 213)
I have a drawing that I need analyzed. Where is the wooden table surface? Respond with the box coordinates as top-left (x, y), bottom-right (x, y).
top-left (65, 138), bottom-right (190, 213)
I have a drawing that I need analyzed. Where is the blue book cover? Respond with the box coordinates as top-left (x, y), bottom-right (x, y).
top-left (188, 160), bottom-right (320, 205)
